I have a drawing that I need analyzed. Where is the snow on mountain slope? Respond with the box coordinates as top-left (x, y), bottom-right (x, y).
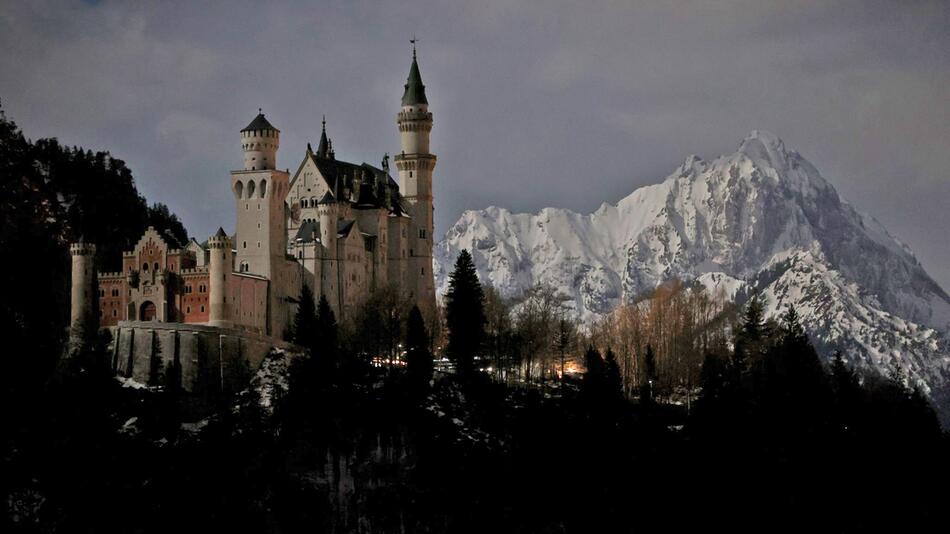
top-left (435, 131), bottom-right (950, 420)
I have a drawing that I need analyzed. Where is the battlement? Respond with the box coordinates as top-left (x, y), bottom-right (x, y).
top-left (397, 109), bottom-right (432, 123)
top-left (98, 271), bottom-right (125, 279)
top-left (70, 242), bottom-right (96, 256)
top-left (179, 266), bottom-right (210, 276)
top-left (208, 236), bottom-right (231, 249)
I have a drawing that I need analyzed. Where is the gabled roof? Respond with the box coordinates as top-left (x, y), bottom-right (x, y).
top-left (337, 219), bottom-right (356, 238)
top-left (317, 191), bottom-right (335, 205)
top-left (241, 112), bottom-right (278, 133)
top-left (294, 220), bottom-right (320, 243)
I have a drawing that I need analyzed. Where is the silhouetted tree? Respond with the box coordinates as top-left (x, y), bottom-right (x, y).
top-left (291, 284), bottom-right (318, 351)
top-left (444, 249), bottom-right (486, 377)
top-left (604, 348), bottom-right (623, 401)
top-left (316, 294), bottom-right (339, 369)
top-left (405, 305), bottom-right (433, 393)
top-left (146, 202), bottom-right (189, 245)
top-left (640, 344), bottom-right (657, 405)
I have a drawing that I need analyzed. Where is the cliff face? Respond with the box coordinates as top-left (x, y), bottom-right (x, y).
top-left (436, 131), bottom-right (950, 420)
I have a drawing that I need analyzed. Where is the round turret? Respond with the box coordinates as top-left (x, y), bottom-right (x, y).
top-left (398, 48), bottom-right (433, 155)
top-left (69, 240), bottom-right (97, 337)
top-left (241, 110), bottom-right (280, 171)
top-left (207, 228), bottom-right (232, 327)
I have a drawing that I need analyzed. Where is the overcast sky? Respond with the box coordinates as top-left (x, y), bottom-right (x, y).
top-left (2, 0), bottom-right (948, 289)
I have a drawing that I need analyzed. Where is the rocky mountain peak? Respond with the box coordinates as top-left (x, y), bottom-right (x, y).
top-left (435, 131), bottom-right (950, 422)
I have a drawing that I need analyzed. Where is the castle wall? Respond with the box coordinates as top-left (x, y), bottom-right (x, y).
top-left (111, 320), bottom-right (294, 405)
top-left (228, 272), bottom-right (269, 334)
top-left (98, 273), bottom-right (127, 327)
top-left (179, 269), bottom-right (210, 323)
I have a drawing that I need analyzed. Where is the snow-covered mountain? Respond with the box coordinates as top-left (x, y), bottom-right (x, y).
top-left (435, 131), bottom-right (950, 420)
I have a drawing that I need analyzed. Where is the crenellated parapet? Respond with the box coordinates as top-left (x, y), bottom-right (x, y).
top-left (70, 242), bottom-right (96, 257)
top-left (179, 266), bottom-right (210, 276)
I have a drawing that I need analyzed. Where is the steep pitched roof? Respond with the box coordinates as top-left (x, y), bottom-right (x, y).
top-left (337, 219), bottom-right (356, 238)
top-left (294, 220), bottom-right (320, 243)
top-left (316, 116), bottom-right (329, 158)
top-left (401, 51), bottom-right (428, 106)
top-left (241, 112), bottom-right (278, 133)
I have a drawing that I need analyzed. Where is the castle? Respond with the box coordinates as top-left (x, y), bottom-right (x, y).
top-left (70, 47), bottom-right (437, 344)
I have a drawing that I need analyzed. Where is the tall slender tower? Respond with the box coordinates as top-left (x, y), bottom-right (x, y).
top-left (395, 42), bottom-right (437, 320)
top-left (207, 227), bottom-right (232, 327)
top-left (69, 239), bottom-right (97, 341)
top-left (232, 111), bottom-right (290, 280)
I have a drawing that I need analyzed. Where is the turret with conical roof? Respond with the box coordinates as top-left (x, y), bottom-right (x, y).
top-left (401, 45), bottom-right (429, 106)
top-left (316, 116), bottom-right (329, 158)
top-left (241, 109), bottom-right (280, 170)
top-left (395, 41), bottom-right (437, 321)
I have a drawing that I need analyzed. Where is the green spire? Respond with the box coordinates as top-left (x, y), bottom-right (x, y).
top-left (316, 115), bottom-right (329, 158)
top-left (401, 41), bottom-right (428, 106)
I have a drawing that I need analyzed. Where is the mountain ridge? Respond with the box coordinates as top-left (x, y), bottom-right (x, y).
top-left (435, 130), bottom-right (950, 421)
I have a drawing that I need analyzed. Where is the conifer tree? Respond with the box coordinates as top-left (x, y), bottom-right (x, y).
top-left (604, 348), bottom-right (623, 401)
top-left (779, 305), bottom-right (808, 347)
top-left (291, 284), bottom-right (318, 351)
top-left (405, 305), bottom-right (433, 392)
top-left (739, 294), bottom-right (766, 343)
top-left (316, 294), bottom-right (338, 367)
top-left (444, 249), bottom-right (486, 377)
top-left (582, 345), bottom-right (605, 402)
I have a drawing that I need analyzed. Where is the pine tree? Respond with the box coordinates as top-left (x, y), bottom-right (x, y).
top-left (444, 249), bottom-right (486, 377)
top-left (291, 284), bottom-right (318, 351)
top-left (604, 348), bottom-right (623, 401)
top-left (779, 305), bottom-right (807, 347)
top-left (405, 305), bottom-right (433, 393)
top-left (740, 294), bottom-right (766, 343)
top-left (316, 294), bottom-right (338, 368)
top-left (582, 345), bottom-right (605, 403)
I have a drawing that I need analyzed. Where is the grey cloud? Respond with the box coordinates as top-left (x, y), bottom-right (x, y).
top-left (1, 0), bottom-right (947, 289)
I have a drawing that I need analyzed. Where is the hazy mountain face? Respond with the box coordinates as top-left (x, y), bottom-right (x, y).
top-left (435, 131), bottom-right (950, 420)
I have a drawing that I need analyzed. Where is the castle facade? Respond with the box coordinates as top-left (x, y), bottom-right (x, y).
top-left (71, 49), bottom-right (437, 339)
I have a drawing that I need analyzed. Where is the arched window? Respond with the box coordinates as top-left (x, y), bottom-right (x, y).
top-left (234, 181), bottom-right (244, 199)
top-left (186, 306), bottom-right (191, 314)
top-left (153, 262), bottom-right (159, 272)
top-left (143, 262), bottom-right (149, 272)
top-left (247, 180), bottom-right (256, 198)
top-left (200, 305), bottom-right (205, 313)
top-left (259, 179), bottom-right (267, 198)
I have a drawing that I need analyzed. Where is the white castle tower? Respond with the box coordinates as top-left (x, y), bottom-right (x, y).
top-left (232, 111), bottom-right (290, 280)
top-left (207, 227), bottom-right (232, 328)
top-left (69, 239), bottom-right (97, 341)
top-left (394, 43), bottom-right (437, 319)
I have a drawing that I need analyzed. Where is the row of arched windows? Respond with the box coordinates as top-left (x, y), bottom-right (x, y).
top-left (234, 179), bottom-right (267, 200)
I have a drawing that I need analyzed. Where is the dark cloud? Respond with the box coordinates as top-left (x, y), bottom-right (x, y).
top-left (2, 0), bottom-right (948, 289)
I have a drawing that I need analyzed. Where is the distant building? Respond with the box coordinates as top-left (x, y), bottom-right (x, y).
top-left (71, 47), bottom-right (437, 340)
